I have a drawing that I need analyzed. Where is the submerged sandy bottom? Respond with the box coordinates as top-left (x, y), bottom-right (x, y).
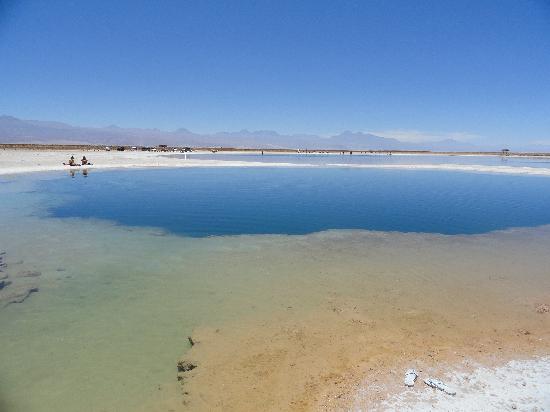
top-left (0, 176), bottom-right (550, 411)
top-left (170, 228), bottom-right (550, 411)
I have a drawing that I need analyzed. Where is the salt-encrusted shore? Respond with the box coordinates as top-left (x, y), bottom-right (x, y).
top-left (364, 357), bottom-right (550, 411)
top-left (3, 148), bottom-right (550, 176)
top-left (0, 149), bottom-right (309, 175)
top-left (329, 162), bottom-right (550, 176)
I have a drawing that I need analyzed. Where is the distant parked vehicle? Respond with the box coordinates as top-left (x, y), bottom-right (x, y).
top-left (105, 146), bottom-right (111, 151)
top-left (116, 146), bottom-right (125, 151)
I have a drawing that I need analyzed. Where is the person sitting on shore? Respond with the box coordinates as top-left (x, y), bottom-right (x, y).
top-left (63, 156), bottom-right (81, 166)
top-left (81, 156), bottom-right (93, 166)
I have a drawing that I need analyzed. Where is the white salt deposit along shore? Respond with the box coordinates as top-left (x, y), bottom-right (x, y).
top-left (0, 149), bottom-right (310, 175)
top-left (2, 149), bottom-right (550, 177)
top-left (355, 357), bottom-right (550, 411)
top-left (328, 163), bottom-right (550, 176)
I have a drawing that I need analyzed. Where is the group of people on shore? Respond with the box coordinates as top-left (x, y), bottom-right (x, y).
top-left (63, 155), bottom-right (92, 167)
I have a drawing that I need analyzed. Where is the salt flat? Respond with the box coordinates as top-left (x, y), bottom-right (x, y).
top-left (3, 149), bottom-right (550, 176)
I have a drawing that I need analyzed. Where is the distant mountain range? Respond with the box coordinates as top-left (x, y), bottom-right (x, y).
top-left (0, 114), bottom-right (530, 152)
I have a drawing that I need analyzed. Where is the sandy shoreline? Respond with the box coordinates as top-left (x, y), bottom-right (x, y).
top-left (2, 149), bottom-right (550, 176)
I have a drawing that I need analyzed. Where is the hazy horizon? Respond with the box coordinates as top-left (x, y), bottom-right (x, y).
top-left (0, 113), bottom-right (507, 151)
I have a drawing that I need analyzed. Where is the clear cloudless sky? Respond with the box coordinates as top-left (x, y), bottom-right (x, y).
top-left (1, 0), bottom-right (550, 145)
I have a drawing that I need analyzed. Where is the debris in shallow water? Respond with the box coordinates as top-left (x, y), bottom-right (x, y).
top-left (4, 286), bottom-right (39, 306)
top-left (17, 270), bottom-right (41, 278)
top-left (404, 369), bottom-right (418, 387)
top-left (0, 279), bottom-right (11, 290)
top-left (177, 360), bottom-right (197, 373)
top-left (536, 303), bottom-right (549, 314)
top-left (188, 336), bottom-right (195, 346)
top-left (177, 360), bottom-right (197, 383)
top-left (150, 230), bottom-right (168, 237)
top-left (424, 378), bottom-right (456, 395)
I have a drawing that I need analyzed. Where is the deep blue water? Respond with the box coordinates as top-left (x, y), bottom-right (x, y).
top-left (42, 167), bottom-right (550, 236)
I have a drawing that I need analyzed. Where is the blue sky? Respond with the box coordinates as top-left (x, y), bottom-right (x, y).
top-left (1, 0), bottom-right (549, 145)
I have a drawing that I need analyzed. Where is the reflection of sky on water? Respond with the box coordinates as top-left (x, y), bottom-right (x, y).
top-left (42, 167), bottom-right (550, 236)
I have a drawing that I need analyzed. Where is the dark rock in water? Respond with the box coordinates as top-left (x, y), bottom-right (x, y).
top-left (56, 268), bottom-right (66, 272)
top-left (17, 270), bottom-right (42, 278)
top-left (3, 286), bottom-right (39, 306)
top-left (0, 279), bottom-right (11, 290)
top-left (176, 360), bottom-right (197, 383)
top-left (177, 360), bottom-right (197, 373)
